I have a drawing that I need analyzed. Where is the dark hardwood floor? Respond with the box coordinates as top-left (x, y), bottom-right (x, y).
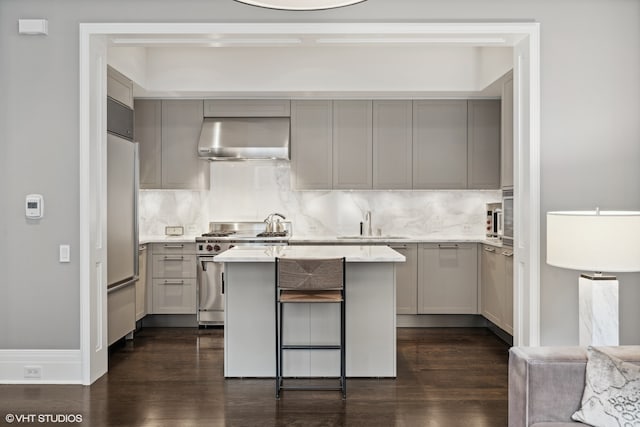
top-left (0, 327), bottom-right (509, 426)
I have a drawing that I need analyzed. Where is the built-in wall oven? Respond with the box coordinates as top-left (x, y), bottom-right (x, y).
top-left (502, 188), bottom-right (514, 247)
top-left (195, 221), bottom-right (290, 326)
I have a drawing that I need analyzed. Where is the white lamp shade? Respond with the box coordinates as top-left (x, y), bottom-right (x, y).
top-left (547, 211), bottom-right (640, 272)
top-left (234, 0), bottom-right (366, 10)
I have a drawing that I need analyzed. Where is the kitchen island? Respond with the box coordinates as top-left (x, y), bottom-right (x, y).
top-left (214, 245), bottom-right (405, 378)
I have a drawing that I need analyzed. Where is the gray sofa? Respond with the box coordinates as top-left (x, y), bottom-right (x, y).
top-left (508, 346), bottom-right (640, 427)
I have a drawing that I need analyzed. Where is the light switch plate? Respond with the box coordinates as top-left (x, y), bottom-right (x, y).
top-left (59, 244), bottom-right (70, 263)
top-left (165, 226), bottom-right (184, 236)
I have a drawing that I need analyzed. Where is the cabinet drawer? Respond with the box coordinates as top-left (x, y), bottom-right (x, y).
top-left (152, 254), bottom-right (196, 278)
top-left (152, 278), bottom-right (196, 314)
top-left (152, 242), bottom-right (196, 255)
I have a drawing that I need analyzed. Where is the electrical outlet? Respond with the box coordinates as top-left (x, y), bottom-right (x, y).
top-left (24, 365), bottom-right (42, 379)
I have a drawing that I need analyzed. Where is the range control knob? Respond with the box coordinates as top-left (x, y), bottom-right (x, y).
top-left (229, 244), bottom-right (235, 250)
top-left (206, 244), bottom-right (214, 252)
top-left (213, 244), bottom-right (221, 252)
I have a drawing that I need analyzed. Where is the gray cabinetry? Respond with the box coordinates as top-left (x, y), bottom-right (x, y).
top-left (134, 99), bottom-right (209, 190)
top-left (161, 100), bottom-right (209, 190)
top-left (480, 244), bottom-right (513, 334)
top-left (503, 249), bottom-right (514, 334)
top-left (417, 243), bottom-right (478, 314)
top-left (333, 100), bottom-right (373, 189)
top-left (501, 72), bottom-right (514, 189)
top-left (135, 245), bottom-right (148, 321)
top-left (391, 243), bottom-right (418, 315)
top-left (373, 100), bottom-right (413, 189)
top-left (290, 100), bottom-right (333, 190)
top-left (203, 99), bottom-right (290, 117)
top-left (107, 66), bottom-right (133, 109)
top-left (412, 100), bottom-right (468, 189)
top-left (480, 244), bottom-right (503, 326)
top-left (468, 100), bottom-right (501, 189)
top-left (149, 243), bottom-right (197, 315)
top-left (135, 100), bottom-right (162, 189)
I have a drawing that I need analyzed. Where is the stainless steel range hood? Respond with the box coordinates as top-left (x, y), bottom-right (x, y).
top-left (197, 117), bottom-right (290, 160)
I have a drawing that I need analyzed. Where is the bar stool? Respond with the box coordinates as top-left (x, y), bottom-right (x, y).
top-left (275, 257), bottom-right (346, 399)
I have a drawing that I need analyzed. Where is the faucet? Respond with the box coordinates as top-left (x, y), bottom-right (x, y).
top-left (363, 211), bottom-right (372, 236)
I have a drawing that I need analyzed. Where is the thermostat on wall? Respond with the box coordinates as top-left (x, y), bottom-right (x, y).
top-left (25, 194), bottom-right (44, 219)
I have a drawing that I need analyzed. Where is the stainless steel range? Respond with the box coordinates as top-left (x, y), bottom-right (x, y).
top-left (196, 220), bottom-right (291, 326)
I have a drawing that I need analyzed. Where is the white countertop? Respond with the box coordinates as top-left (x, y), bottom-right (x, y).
top-left (139, 235), bottom-right (198, 244)
top-left (213, 244), bottom-right (406, 263)
top-left (139, 234), bottom-right (504, 248)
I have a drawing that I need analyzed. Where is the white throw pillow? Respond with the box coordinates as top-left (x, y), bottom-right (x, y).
top-left (572, 346), bottom-right (640, 427)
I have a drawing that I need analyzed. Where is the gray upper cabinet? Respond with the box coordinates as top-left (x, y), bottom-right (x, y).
top-left (417, 243), bottom-right (478, 314)
top-left (412, 100), bottom-right (468, 189)
top-left (373, 100), bottom-right (413, 189)
top-left (290, 100), bottom-right (333, 190)
top-left (107, 66), bottom-right (133, 109)
top-left (135, 99), bottom-right (209, 190)
top-left (501, 72), bottom-right (514, 189)
top-left (203, 99), bottom-right (290, 117)
top-left (135, 99), bottom-right (162, 189)
top-left (467, 100), bottom-right (501, 189)
top-left (333, 100), bottom-right (373, 189)
top-left (161, 100), bottom-right (209, 190)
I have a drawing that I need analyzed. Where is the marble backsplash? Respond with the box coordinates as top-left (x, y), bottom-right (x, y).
top-left (139, 162), bottom-right (501, 238)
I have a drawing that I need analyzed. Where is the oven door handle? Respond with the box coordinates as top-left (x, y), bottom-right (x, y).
top-left (199, 257), bottom-right (215, 271)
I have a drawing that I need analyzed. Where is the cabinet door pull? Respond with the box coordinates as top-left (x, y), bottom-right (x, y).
top-left (163, 280), bottom-right (185, 285)
top-left (163, 244), bottom-right (185, 249)
top-left (163, 256), bottom-right (184, 261)
top-left (502, 251), bottom-right (514, 257)
top-left (438, 244), bottom-right (459, 249)
top-left (484, 246), bottom-right (496, 253)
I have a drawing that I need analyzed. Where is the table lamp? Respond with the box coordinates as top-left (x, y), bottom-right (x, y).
top-left (546, 210), bottom-right (640, 346)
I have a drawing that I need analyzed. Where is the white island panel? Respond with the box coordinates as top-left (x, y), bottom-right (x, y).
top-left (221, 245), bottom-right (402, 378)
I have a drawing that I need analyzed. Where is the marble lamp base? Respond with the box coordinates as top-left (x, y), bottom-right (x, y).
top-left (578, 274), bottom-right (619, 347)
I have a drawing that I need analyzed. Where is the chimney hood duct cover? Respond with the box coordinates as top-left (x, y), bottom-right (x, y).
top-left (198, 117), bottom-right (290, 160)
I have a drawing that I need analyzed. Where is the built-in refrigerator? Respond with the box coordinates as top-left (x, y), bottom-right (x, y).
top-left (106, 97), bottom-right (139, 346)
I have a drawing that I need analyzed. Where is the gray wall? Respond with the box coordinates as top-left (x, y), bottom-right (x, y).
top-left (1, 0), bottom-right (639, 349)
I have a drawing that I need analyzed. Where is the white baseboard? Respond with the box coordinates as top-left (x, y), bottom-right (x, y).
top-left (0, 350), bottom-right (82, 384)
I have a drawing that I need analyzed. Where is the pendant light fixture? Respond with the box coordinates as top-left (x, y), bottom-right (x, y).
top-left (234, 0), bottom-right (366, 10)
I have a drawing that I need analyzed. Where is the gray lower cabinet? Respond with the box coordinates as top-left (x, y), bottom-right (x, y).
top-left (391, 243), bottom-right (418, 315)
top-left (149, 243), bottom-right (197, 314)
top-left (480, 244), bottom-right (503, 326)
top-left (135, 245), bottom-right (148, 321)
top-left (412, 100), bottom-right (468, 189)
top-left (134, 99), bottom-right (209, 190)
top-left (501, 72), bottom-right (514, 189)
top-left (373, 100), bottom-right (413, 189)
top-left (480, 244), bottom-right (513, 334)
top-left (333, 100), bottom-right (373, 189)
top-left (467, 100), bottom-right (501, 189)
top-left (503, 249), bottom-right (514, 334)
top-left (290, 100), bottom-right (333, 190)
top-left (417, 243), bottom-right (478, 314)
